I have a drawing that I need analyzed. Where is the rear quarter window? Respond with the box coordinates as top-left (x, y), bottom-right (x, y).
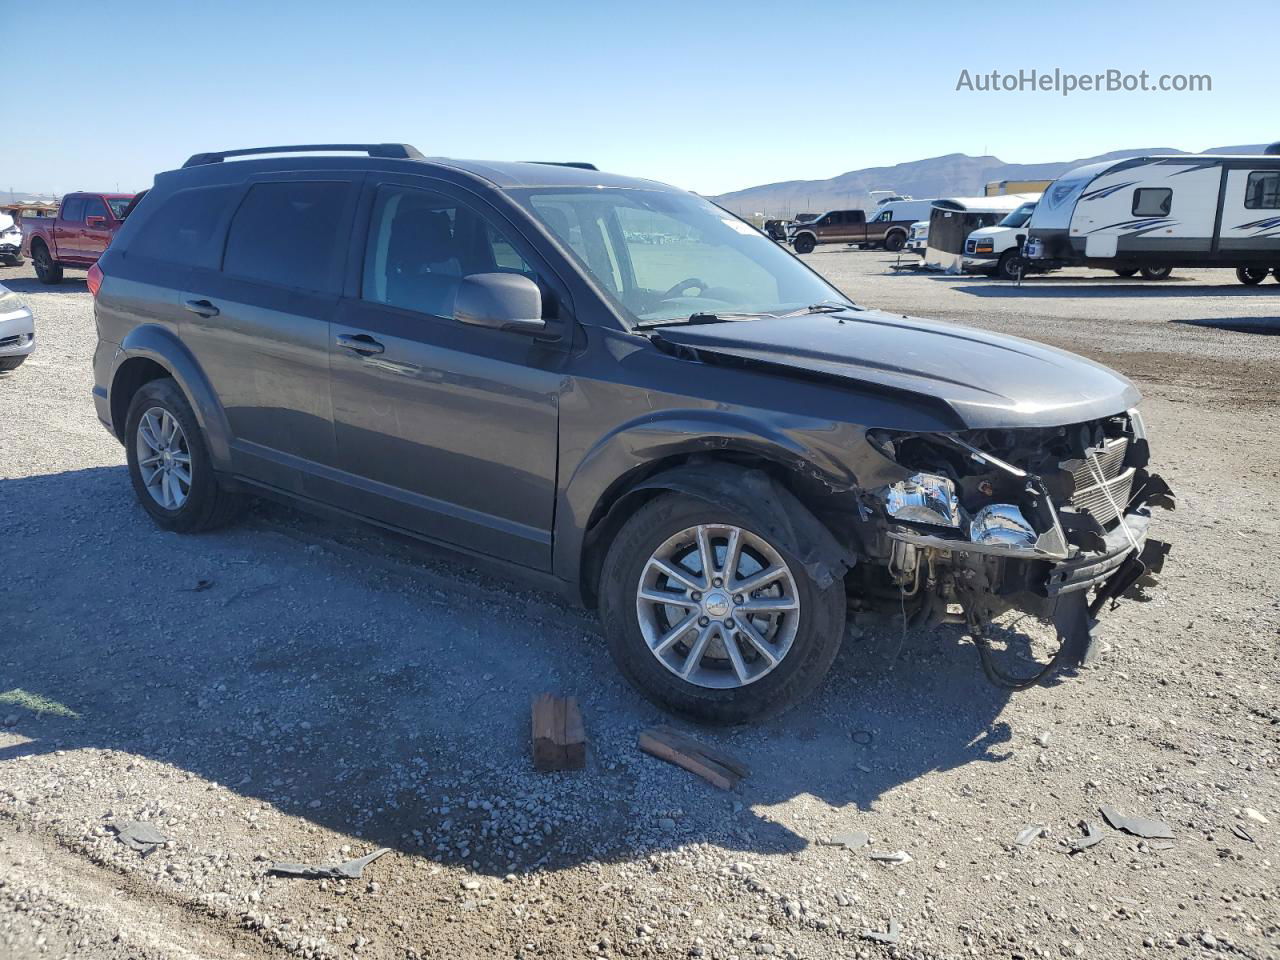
top-left (125, 185), bottom-right (236, 269)
top-left (222, 181), bottom-right (351, 293)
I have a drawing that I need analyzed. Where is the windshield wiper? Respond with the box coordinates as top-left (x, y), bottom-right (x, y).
top-left (636, 311), bottom-right (774, 329)
top-left (777, 300), bottom-right (858, 318)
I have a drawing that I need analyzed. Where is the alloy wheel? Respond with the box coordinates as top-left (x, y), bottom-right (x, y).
top-left (136, 406), bottom-right (193, 510)
top-left (635, 523), bottom-right (800, 689)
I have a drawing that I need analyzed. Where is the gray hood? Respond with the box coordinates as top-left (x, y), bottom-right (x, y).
top-left (654, 309), bottom-right (1140, 430)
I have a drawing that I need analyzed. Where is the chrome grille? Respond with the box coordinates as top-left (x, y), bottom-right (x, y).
top-left (1066, 437), bottom-right (1134, 526)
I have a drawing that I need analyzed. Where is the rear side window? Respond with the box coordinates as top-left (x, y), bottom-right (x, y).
top-left (223, 181), bottom-right (350, 293)
top-left (127, 185), bottom-right (235, 268)
top-left (1245, 171), bottom-right (1280, 209)
top-left (1132, 188), bottom-right (1172, 218)
top-left (60, 197), bottom-right (85, 222)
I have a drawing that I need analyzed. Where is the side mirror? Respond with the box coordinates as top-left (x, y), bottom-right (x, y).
top-left (454, 272), bottom-right (546, 335)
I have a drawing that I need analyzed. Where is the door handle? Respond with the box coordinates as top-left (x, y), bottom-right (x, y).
top-left (336, 333), bottom-right (385, 356)
top-left (184, 299), bottom-right (219, 318)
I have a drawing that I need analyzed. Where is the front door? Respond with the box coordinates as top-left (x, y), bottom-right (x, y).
top-left (325, 178), bottom-right (566, 570)
top-left (81, 196), bottom-right (113, 261)
top-left (55, 196), bottom-right (85, 261)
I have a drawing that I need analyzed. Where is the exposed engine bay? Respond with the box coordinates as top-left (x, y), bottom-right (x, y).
top-left (855, 409), bottom-right (1175, 688)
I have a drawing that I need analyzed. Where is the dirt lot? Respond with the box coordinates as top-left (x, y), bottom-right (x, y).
top-left (1, 254), bottom-right (1277, 960)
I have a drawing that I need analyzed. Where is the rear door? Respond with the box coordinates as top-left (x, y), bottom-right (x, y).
top-left (54, 196), bottom-right (85, 260)
top-left (180, 173), bottom-right (362, 496)
top-left (323, 176), bottom-right (567, 569)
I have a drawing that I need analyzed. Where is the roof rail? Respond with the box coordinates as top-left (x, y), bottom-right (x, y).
top-left (527, 161), bottom-right (599, 171)
top-left (182, 143), bottom-right (424, 168)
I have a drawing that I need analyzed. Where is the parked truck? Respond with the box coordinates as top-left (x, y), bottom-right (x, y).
top-left (21, 192), bottom-right (135, 284)
top-left (787, 198), bottom-right (935, 254)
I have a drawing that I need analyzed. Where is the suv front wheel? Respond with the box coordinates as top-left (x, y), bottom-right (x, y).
top-left (599, 493), bottom-right (846, 723)
top-left (124, 378), bottom-right (244, 532)
top-left (792, 234), bottom-right (816, 255)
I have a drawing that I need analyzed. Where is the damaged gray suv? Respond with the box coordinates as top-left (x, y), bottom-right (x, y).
top-left (92, 144), bottom-right (1173, 722)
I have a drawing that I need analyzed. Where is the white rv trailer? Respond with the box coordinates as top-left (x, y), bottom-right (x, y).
top-left (922, 193), bottom-right (1041, 272)
top-left (1024, 152), bottom-right (1280, 283)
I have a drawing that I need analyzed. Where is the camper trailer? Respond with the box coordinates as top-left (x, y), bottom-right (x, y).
top-left (922, 193), bottom-right (1041, 272)
top-left (1023, 153), bottom-right (1280, 283)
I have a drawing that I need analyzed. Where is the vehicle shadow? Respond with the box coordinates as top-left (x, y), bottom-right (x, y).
top-left (1, 276), bottom-right (88, 295)
top-left (945, 281), bottom-right (1274, 299)
top-left (0, 465), bottom-right (1021, 875)
top-left (1172, 316), bottom-right (1280, 334)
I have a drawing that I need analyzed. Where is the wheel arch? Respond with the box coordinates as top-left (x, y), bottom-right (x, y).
top-left (572, 447), bottom-right (857, 608)
top-left (112, 325), bottom-right (233, 467)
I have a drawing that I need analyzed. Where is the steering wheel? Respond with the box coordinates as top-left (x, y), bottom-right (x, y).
top-left (661, 277), bottom-right (709, 299)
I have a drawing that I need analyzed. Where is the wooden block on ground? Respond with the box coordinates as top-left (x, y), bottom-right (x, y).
top-left (637, 726), bottom-right (747, 790)
top-left (531, 693), bottom-right (587, 772)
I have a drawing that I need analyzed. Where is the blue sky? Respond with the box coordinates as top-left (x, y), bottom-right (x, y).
top-left (5, 0), bottom-right (1264, 197)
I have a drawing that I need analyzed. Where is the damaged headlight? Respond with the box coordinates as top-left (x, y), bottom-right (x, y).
top-left (970, 504), bottom-right (1037, 548)
top-left (884, 473), bottom-right (960, 527)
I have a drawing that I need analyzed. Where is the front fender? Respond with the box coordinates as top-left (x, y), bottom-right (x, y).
top-left (631, 462), bottom-right (856, 589)
top-left (554, 409), bottom-right (867, 589)
top-left (116, 324), bottom-right (233, 468)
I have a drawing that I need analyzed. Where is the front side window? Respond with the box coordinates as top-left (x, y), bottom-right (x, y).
top-left (998, 202), bottom-right (1036, 228)
top-left (83, 197), bottom-right (109, 221)
top-left (514, 187), bottom-right (847, 326)
top-left (59, 197), bottom-right (85, 222)
top-left (362, 185), bottom-right (539, 319)
top-left (1132, 188), bottom-right (1173, 218)
top-left (223, 181), bottom-right (350, 293)
top-left (1245, 171), bottom-right (1280, 210)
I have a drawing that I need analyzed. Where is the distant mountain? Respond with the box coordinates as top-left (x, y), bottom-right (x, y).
top-left (712, 145), bottom-right (1269, 218)
top-left (0, 191), bottom-right (58, 205)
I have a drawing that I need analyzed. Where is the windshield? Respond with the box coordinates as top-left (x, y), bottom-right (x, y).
top-left (998, 202), bottom-right (1036, 228)
top-left (511, 187), bottom-right (850, 326)
top-left (106, 197), bottom-right (132, 218)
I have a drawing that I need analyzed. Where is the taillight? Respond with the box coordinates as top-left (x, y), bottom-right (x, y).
top-left (87, 262), bottom-right (103, 297)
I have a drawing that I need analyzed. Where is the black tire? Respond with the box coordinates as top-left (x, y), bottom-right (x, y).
top-left (1114, 267), bottom-right (1139, 278)
top-left (792, 234), bottom-right (816, 255)
top-left (1139, 266), bottom-right (1172, 281)
top-left (124, 378), bottom-right (244, 533)
top-left (31, 242), bottom-right (63, 285)
top-left (1236, 265), bottom-right (1269, 286)
top-left (996, 249), bottom-right (1025, 281)
top-left (599, 493), bottom-right (847, 724)
top-left (883, 231), bottom-right (905, 252)
top-left (0, 356), bottom-right (25, 372)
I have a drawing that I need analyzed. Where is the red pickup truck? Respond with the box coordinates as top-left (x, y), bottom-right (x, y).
top-left (21, 192), bottom-right (135, 284)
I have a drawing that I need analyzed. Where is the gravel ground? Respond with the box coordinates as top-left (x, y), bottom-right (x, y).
top-left (0, 256), bottom-right (1277, 960)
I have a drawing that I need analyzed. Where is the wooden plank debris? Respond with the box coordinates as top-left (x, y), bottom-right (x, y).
top-left (531, 693), bottom-right (586, 772)
top-left (637, 725), bottom-right (748, 790)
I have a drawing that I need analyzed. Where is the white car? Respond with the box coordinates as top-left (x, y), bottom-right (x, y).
top-left (961, 201), bottom-right (1053, 280)
top-left (0, 282), bottom-right (35, 372)
top-left (0, 213), bottom-right (23, 266)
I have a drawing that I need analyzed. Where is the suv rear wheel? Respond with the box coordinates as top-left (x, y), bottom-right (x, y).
top-left (124, 378), bottom-right (244, 532)
top-left (599, 493), bottom-right (846, 723)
